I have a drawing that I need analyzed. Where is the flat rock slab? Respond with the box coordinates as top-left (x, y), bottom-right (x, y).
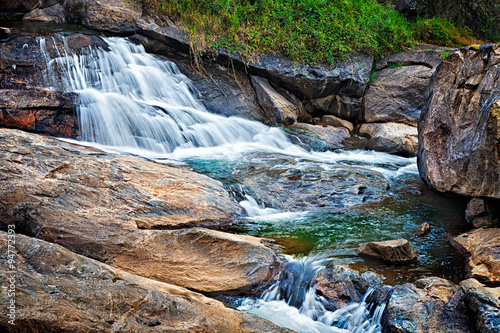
top-left (0, 129), bottom-right (280, 293)
top-left (384, 277), bottom-right (471, 333)
top-left (453, 228), bottom-right (500, 284)
top-left (0, 231), bottom-right (291, 332)
top-left (356, 239), bottom-right (418, 264)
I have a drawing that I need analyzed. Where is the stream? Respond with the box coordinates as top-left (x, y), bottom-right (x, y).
top-left (38, 33), bottom-right (468, 332)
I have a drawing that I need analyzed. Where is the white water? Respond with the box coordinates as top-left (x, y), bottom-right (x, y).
top-left (40, 35), bottom-right (402, 332)
top-left (238, 257), bottom-right (386, 333)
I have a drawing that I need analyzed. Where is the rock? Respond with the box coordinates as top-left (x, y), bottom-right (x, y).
top-left (384, 277), bottom-right (471, 333)
top-left (418, 44), bottom-right (500, 199)
top-left (414, 222), bottom-right (430, 236)
top-left (319, 115), bottom-right (354, 133)
top-left (465, 198), bottom-right (499, 228)
top-left (309, 94), bottom-right (363, 121)
top-left (251, 53), bottom-right (373, 100)
top-left (375, 48), bottom-right (445, 71)
top-left (0, 89), bottom-right (78, 137)
top-left (251, 75), bottom-right (298, 125)
top-left (290, 122), bottom-right (351, 149)
top-left (0, 231), bottom-right (291, 332)
top-left (356, 239), bottom-right (418, 264)
top-left (84, 0), bottom-right (142, 34)
top-left (461, 278), bottom-right (500, 333)
top-left (23, 3), bottom-right (66, 23)
top-left (231, 153), bottom-right (389, 212)
top-left (453, 228), bottom-right (500, 284)
top-left (363, 65), bottom-right (434, 126)
top-left (0, 129), bottom-right (282, 293)
top-left (315, 263), bottom-right (384, 310)
top-left (357, 122), bottom-right (418, 156)
top-left (390, 0), bottom-right (418, 15)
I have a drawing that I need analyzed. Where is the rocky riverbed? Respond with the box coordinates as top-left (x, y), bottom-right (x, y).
top-left (1, 1), bottom-right (500, 332)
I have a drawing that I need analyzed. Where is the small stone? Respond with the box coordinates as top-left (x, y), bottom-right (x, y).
top-left (414, 222), bottom-right (430, 237)
top-left (356, 239), bottom-right (418, 264)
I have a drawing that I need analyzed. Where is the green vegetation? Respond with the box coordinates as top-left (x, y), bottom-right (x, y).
top-left (138, 0), bottom-right (497, 64)
top-left (440, 50), bottom-right (451, 60)
top-left (141, 0), bottom-right (414, 63)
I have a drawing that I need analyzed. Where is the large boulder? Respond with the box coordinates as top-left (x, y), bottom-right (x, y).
top-left (0, 231), bottom-right (291, 332)
top-left (384, 277), bottom-right (472, 333)
top-left (453, 228), bottom-right (500, 284)
top-left (22, 3), bottom-right (66, 23)
top-left (356, 239), bottom-right (418, 264)
top-left (0, 129), bottom-right (282, 294)
top-left (461, 278), bottom-right (500, 333)
top-left (465, 198), bottom-right (499, 228)
top-left (418, 44), bottom-right (500, 198)
top-left (357, 122), bottom-right (418, 156)
top-left (289, 122), bottom-right (351, 149)
top-left (84, 0), bottom-right (142, 34)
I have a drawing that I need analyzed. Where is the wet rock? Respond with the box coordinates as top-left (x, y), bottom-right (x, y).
top-left (0, 27), bottom-right (10, 41)
top-left (320, 115), bottom-right (354, 133)
top-left (465, 198), bottom-right (499, 228)
top-left (418, 44), bottom-right (500, 199)
top-left (251, 75), bottom-right (298, 125)
top-left (363, 65), bottom-right (434, 126)
top-left (356, 239), bottom-right (418, 264)
top-left (0, 89), bottom-right (78, 137)
top-left (23, 3), bottom-right (66, 23)
top-left (414, 222), bottom-right (430, 237)
top-left (0, 231), bottom-right (291, 333)
top-left (453, 228), bottom-right (500, 284)
top-left (290, 122), bottom-right (351, 149)
top-left (251, 53), bottom-right (373, 100)
top-left (357, 122), bottom-right (418, 156)
top-left (0, 129), bottom-right (282, 294)
top-left (461, 278), bottom-right (500, 333)
top-left (231, 153), bottom-right (389, 212)
top-left (315, 263), bottom-right (384, 310)
top-left (384, 277), bottom-right (471, 333)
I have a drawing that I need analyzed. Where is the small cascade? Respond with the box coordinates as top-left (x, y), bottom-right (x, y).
top-left (238, 257), bottom-right (387, 333)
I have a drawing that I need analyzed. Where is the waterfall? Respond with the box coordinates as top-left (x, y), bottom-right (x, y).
top-left (39, 35), bottom-right (399, 332)
top-left (238, 257), bottom-right (387, 333)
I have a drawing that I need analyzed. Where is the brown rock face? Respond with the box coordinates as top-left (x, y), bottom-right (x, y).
top-left (0, 232), bottom-right (291, 333)
top-left (357, 122), bottom-right (418, 156)
top-left (0, 129), bottom-right (281, 293)
top-left (465, 198), bottom-right (499, 228)
top-left (453, 228), bottom-right (500, 284)
top-left (356, 239), bottom-right (418, 264)
top-left (461, 278), bottom-right (500, 333)
top-left (418, 44), bottom-right (500, 198)
top-left (384, 277), bottom-right (471, 333)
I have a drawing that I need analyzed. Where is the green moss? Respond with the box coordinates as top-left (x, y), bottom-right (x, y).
top-left (491, 101), bottom-right (500, 139)
top-left (414, 17), bottom-right (475, 47)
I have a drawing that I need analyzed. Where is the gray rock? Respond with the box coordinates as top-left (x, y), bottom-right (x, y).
top-left (362, 65), bottom-right (434, 126)
top-left (461, 278), bottom-right (500, 333)
top-left (23, 3), bottom-right (66, 23)
top-left (320, 115), bottom-right (354, 133)
top-left (356, 239), bottom-right (418, 264)
top-left (384, 277), bottom-right (471, 333)
top-left (84, 0), bottom-right (141, 34)
top-left (357, 122), bottom-right (418, 156)
top-left (309, 94), bottom-right (363, 121)
top-left (418, 45), bottom-right (500, 199)
top-left (375, 48), bottom-right (445, 71)
top-left (291, 122), bottom-right (351, 149)
top-left (251, 75), bottom-right (298, 125)
top-left (315, 263), bottom-right (384, 310)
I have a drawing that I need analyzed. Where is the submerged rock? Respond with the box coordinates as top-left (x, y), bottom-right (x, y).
top-left (0, 129), bottom-right (282, 294)
top-left (0, 231), bottom-right (291, 333)
top-left (357, 122), bottom-right (418, 156)
top-left (384, 277), bottom-right (471, 333)
top-left (418, 44), bottom-right (500, 198)
top-left (461, 278), bottom-right (500, 333)
top-left (356, 239), bottom-right (418, 264)
top-left (231, 153), bottom-right (389, 212)
top-left (315, 263), bottom-right (384, 310)
top-left (453, 228), bottom-right (500, 284)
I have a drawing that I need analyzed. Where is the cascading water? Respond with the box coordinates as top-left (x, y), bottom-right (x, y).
top-left (39, 35), bottom-right (417, 332)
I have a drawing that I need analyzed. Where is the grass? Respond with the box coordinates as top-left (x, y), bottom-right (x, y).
top-left (137, 0), bottom-right (491, 65)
